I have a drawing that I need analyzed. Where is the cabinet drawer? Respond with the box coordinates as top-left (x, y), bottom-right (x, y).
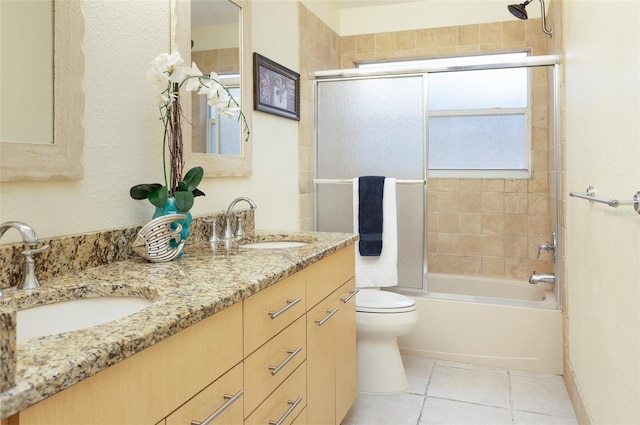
top-left (306, 245), bottom-right (355, 309)
top-left (244, 271), bottom-right (306, 355)
top-left (166, 363), bottom-right (243, 425)
top-left (244, 315), bottom-right (306, 417)
top-left (245, 363), bottom-right (306, 425)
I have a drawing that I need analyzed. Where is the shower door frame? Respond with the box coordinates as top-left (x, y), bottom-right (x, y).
top-left (312, 54), bottom-right (562, 308)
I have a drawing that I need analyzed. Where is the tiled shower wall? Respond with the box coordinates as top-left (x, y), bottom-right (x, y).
top-left (298, 8), bottom-right (554, 280)
top-left (191, 48), bottom-right (240, 74)
top-left (298, 4), bottom-right (340, 231)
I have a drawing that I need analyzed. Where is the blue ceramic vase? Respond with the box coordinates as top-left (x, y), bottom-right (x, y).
top-left (152, 197), bottom-right (192, 248)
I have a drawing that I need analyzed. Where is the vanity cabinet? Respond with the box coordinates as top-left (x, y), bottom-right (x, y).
top-left (306, 246), bottom-right (357, 425)
top-left (242, 245), bottom-right (355, 425)
top-left (9, 244), bottom-right (356, 425)
top-left (14, 302), bottom-right (243, 425)
top-left (306, 278), bottom-right (357, 425)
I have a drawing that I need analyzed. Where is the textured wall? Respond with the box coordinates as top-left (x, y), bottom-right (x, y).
top-left (298, 3), bottom-right (340, 231)
top-left (563, 0), bottom-right (640, 423)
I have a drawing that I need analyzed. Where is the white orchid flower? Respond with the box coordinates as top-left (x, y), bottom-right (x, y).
top-left (183, 63), bottom-right (204, 92)
top-left (163, 52), bottom-right (184, 71)
top-left (199, 80), bottom-right (221, 96)
top-left (169, 66), bottom-right (188, 84)
top-left (221, 106), bottom-right (239, 118)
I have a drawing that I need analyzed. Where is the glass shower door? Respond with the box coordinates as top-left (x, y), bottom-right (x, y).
top-left (315, 76), bottom-right (426, 290)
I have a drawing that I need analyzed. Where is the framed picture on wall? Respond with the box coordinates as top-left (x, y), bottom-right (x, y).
top-left (253, 52), bottom-right (300, 121)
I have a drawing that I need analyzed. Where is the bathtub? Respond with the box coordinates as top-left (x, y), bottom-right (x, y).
top-left (397, 273), bottom-right (563, 375)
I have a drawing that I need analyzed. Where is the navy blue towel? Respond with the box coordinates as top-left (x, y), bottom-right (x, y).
top-left (358, 176), bottom-right (385, 256)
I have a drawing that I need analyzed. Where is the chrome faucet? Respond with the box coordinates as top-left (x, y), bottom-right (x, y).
top-left (0, 221), bottom-right (49, 292)
top-left (222, 197), bottom-right (257, 241)
top-left (536, 232), bottom-right (557, 262)
top-left (0, 221), bottom-right (40, 246)
top-left (528, 271), bottom-right (555, 285)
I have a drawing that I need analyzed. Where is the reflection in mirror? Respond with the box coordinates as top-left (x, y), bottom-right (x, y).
top-left (190, 0), bottom-right (241, 156)
top-left (0, 1), bottom-right (84, 181)
top-left (172, 0), bottom-right (252, 177)
top-left (0, 0), bottom-right (53, 144)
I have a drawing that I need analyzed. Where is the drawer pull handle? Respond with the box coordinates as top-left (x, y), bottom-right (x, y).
top-left (268, 396), bottom-right (303, 425)
top-left (315, 307), bottom-right (339, 326)
top-left (190, 389), bottom-right (244, 425)
top-left (269, 346), bottom-right (303, 375)
top-left (269, 297), bottom-right (302, 319)
top-left (341, 289), bottom-right (359, 303)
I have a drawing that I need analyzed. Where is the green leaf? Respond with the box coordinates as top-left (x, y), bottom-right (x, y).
top-left (148, 186), bottom-right (169, 208)
top-left (130, 183), bottom-right (162, 200)
top-left (193, 188), bottom-right (206, 198)
top-left (175, 190), bottom-right (195, 212)
top-left (182, 166), bottom-right (204, 192)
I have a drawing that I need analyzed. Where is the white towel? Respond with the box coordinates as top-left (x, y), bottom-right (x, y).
top-left (353, 177), bottom-right (398, 288)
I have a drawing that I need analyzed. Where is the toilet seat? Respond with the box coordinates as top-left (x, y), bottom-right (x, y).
top-left (356, 289), bottom-right (416, 314)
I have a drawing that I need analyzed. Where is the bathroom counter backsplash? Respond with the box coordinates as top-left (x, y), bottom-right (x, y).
top-left (0, 229), bottom-right (357, 419)
top-left (0, 209), bottom-right (255, 291)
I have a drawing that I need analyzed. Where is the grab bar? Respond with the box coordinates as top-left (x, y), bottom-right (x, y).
top-left (313, 178), bottom-right (426, 185)
top-left (569, 186), bottom-right (640, 215)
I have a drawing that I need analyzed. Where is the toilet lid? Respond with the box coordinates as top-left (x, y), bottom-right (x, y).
top-left (356, 289), bottom-right (416, 313)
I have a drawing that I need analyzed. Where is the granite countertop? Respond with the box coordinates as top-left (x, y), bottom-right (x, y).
top-left (0, 230), bottom-right (357, 419)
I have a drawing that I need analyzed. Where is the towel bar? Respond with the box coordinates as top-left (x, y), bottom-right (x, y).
top-left (569, 186), bottom-right (640, 215)
top-left (313, 178), bottom-right (426, 185)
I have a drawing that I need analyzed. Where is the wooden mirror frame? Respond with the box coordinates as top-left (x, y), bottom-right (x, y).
top-left (0, 1), bottom-right (84, 181)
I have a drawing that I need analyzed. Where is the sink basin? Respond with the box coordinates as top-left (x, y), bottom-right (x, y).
top-left (17, 296), bottom-right (153, 339)
top-left (242, 241), bottom-right (309, 249)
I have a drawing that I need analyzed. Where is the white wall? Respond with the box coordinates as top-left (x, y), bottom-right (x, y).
top-left (0, 0), bottom-right (301, 243)
top-left (338, 0), bottom-right (543, 35)
top-left (300, 0), bottom-right (543, 37)
top-left (192, 22), bottom-right (240, 50)
top-left (564, 0), bottom-right (640, 423)
top-left (204, 0), bottom-right (300, 231)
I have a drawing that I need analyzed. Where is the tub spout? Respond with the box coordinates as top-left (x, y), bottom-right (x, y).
top-left (529, 271), bottom-right (555, 285)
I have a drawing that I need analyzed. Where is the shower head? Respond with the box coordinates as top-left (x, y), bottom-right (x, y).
top-left (507, 0), bottom-right (553, 37)
top-left (508, 1), bottom-right (530, 20)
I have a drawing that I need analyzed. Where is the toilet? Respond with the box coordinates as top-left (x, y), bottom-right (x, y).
top-left (351, 176), bottom-right (418, 393)
top-left (355, 287), bottom-right (418, 394)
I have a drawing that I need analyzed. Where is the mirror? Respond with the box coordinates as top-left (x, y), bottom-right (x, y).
top-left (172, 0), bottom-right (252, 177)
top-left (191, 0), bottom-right (241, 155)
top-left (1, 1), bottom-right (53, 145)
top-left (0, 1), bottom-right (84, 181)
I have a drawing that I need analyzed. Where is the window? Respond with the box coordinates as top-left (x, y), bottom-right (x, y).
top-left (359, 52), bottom-right (532, 178)
top-left (202, 75), bottom-right (241, 155)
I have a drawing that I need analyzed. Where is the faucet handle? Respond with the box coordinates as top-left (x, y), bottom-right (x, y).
top-left (536, 241), bottom-right (555, 259)
top-left (235, 212), bottom-right (246, 239)
top-left (203, 217), bottom-right (220, 243)
top-left (21, 245), bottom-right (49, 257)
top-left (18, 244), bottom-right (49, 290)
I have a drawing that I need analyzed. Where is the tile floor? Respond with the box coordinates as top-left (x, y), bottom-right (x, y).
top-left (342, 356), bottom-right (579, 425)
